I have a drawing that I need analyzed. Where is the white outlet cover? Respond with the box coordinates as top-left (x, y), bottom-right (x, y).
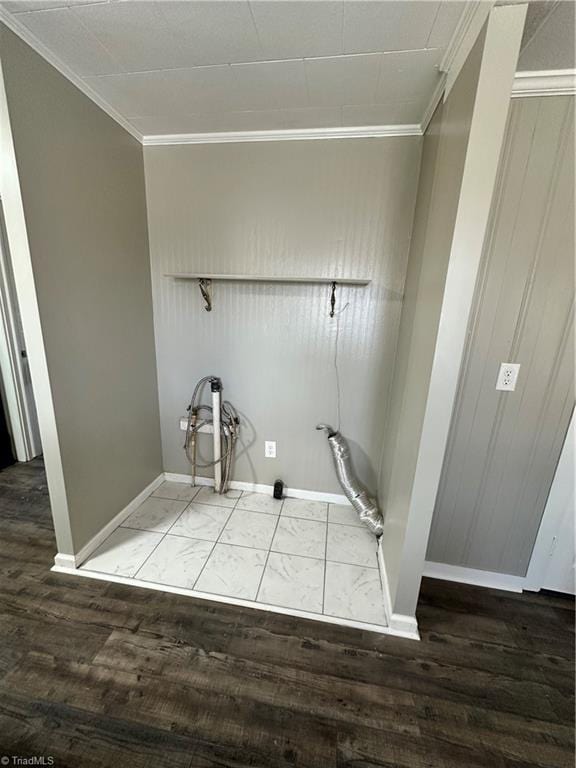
top-left (496, 362), bottom-right (521, 391)
top-left (265, 440), bottom-right (277, 458)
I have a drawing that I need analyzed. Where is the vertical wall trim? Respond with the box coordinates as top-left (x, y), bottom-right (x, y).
top-left (392, 4), bottom-right (528, 618)
top-left (0, 56), bottom-right (73, 553)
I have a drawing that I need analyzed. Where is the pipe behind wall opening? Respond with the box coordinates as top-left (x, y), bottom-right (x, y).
top-left (211, 378), bottom-right (222, 493)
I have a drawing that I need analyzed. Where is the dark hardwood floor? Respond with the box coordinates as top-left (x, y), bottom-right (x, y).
top-left (0, 459), bottom-right (573, 768)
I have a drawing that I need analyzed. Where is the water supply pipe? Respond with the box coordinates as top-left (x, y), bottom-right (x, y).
top-left (211, 378), bottom-right (222, 493)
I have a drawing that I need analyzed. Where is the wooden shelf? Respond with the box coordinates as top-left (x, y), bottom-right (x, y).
top-left (165, 273), bottom-right (371, 285)
top-left (165, 272), bottom-right (370, 313)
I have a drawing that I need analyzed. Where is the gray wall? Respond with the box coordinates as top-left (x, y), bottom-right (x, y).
top-left (427, 95), bottom-right (575, 576)
top-left (144, 138), bottom-right (421, 493)
top-left (1, 27), bottom-right (162, 551)
top-left (378, 29), bottom-right (486, 608)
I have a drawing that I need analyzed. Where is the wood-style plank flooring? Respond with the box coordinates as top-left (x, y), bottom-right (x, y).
top-left (0, 459), bottom-right (573, 767)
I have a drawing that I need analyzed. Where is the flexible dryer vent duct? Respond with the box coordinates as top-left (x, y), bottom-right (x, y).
top-left (317, 424), bottom-right (384, 537)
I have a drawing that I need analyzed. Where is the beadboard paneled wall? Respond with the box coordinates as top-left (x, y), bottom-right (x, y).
top-left (2, 27), bottom-right (162, 553)
top-left (427, 96), bottom-right (575, 576)
top-left (144, 138), bottom-right (421, 493)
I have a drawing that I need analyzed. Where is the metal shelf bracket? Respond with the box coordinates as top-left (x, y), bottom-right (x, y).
top-left (198, 278), bottom-right (212, 311)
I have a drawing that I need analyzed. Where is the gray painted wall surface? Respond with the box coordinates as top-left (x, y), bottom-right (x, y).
top-left (379, 31), bottom-right (485, 608)
top-left (427, 95), bottom-right (575, 576)
top-left (1, 27), bottom-right (162, 551)
top-left (144, 138), bottom-right (421, 493)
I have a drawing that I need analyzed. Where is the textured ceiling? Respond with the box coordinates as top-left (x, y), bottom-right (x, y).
top-left (1, 1), bottom-right (573, 138)
top-left (519, 0), bottom-right (575, 71)
top-left (0, 0), bottom-right (468, 135)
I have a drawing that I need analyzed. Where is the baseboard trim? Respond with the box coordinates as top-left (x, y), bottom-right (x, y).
top-left (164, 472), bottom-right (351, 506)
top-left (377, 539), bottom-right (420, 641)
top-left (423, 561), bottom-right (525, 593)
top-left (53, 553), bottom-right (76, 570)
top-left (53, 473), bottom-right (164, 570)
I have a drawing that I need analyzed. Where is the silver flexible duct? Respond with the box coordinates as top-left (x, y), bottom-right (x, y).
top-left (316, 424), bottom-right (384, 537)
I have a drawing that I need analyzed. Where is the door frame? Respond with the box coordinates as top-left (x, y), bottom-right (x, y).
top-left (0, 195), bottom-right (41, 461)
top-left (0, 54), bottom-right (73, 553)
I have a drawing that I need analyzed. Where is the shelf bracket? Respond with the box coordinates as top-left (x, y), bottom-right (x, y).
top-left (198, 278), bottom-right (212, 312)
top-left (329, 281), bottom-right (337, 318)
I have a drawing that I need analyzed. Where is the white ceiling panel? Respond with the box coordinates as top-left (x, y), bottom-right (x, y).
top-left (518, 1), bottom-right (576, 71)
top-left (14, 7), bottom-right (121, 75)
top-left (158, 0), bottom-right (263, 66)
top-left (86, 65), bottom-right (239, 117)
top-left (305, 53), bottom-right (382, 107)
top-left (131, 104), bottom-right (345, 135)
top-left (249, 1), bottom-right (343, 60)
top-left (2, 0), bottom-right (105, 12)
top-left (427, 1), bottom-right (468, 49)
top-left (131, 109), bottom-right (286, 135)
top-left (376, 49), bottom-right (443, 102)
top-left (342, 101), bottom-right (423, 127)
top-left (0, 0), bottom-right (477, 136)
top-left (343, 0), bottom-right (440, 54)
top-left (70, 1), bottom-right (193, 73)
top-left (230, 59), bottom-right (308, 110)
top-left (280, 106), bottom-right (343, 129)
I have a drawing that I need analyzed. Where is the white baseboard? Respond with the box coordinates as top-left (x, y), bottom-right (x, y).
top-left (53, 473), bottom-right (164, 570)
top-left (164, 472), bottom-right (351, 506)
top-left (53, 553), bottom-right (76, 569)
top-left (423, 561), bottom-right (525, 593)
top-left (377, 539), bottom-right (420, 641)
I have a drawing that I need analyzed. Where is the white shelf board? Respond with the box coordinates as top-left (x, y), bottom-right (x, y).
top-left (166, 273), bottom-right (370, 286)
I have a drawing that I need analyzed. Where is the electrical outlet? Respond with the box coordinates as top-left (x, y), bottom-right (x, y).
top-left (496, 362), bottom-right (520, 392)
top-left (265, 441), bottom-right (276, 459)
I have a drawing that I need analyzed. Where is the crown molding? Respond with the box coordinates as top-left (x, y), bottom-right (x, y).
top-left (420, 73), bottom-right (446, 134)
top-left (142, 124), bottom-right (423, 146)
top-left (512, 69), bottom-right (576, 98)
top-left (0, 7), bottom-right (142, 142)
top-left (442, 1), bottom-right (495, 99)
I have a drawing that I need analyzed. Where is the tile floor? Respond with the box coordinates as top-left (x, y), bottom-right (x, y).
top-left (80, 481), bottom-right (387, 628)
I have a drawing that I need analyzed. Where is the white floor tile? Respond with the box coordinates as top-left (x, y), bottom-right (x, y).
top-left (121, 497), bottom-right (188, 534)
top-left (194, 486), bottom-right (242, 508)
top-left (258, 552), bottom-right (324, 613)
top-left (169, 502), bottom-right (231, 541)
top-left (152, 481), bottom-right (200, 502)
top-left (81, 528), bottom-right (163, 577)
top-left (271, 517), bottom-right (326, 559)
top-left (281, 497), bottom-right (328, 522)
top-left (195, 543), bottom-right (266, 600)
top-left (136, 535), bottom-right (213, 589)
top-left (326, 523), bottom-right (378, 567)
top-left (236, 491), bottom-right (283, 515)
top-left (328, 503), bottom-right (363, 528)
top-left (324, 561), bottom-right (386, 625)
top-left (219, 509), bottom-right (278, 550)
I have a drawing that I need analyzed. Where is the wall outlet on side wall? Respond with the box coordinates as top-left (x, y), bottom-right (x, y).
top-left (496, 362), bottom-right (521, 391)
top-left (265, 441), bottom-right (277, 459)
